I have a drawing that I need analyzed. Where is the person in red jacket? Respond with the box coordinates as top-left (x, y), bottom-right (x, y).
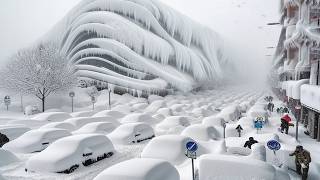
top-left (280, 113), bottom-right (292, 134)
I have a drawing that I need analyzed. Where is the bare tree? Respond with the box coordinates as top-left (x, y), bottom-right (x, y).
top-left (0, 43), bottom-right (77, 112)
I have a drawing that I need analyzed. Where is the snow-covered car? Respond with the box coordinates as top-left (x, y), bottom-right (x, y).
top-left (72, 122), bottom-right (116, 135)
top-left (108, 123), bottom-right (155, 145)
top-left (181, 124), bottom-right (219, 141)
top-left (40, 122), bottom-right (75, 132)
top-left (24, 105), bottom-right (41, 115)
top-left (64, 116), bottom-right (120, 129)
top-left (3, 128), bottom-right (71, 153)
top-left (6, 119), bottom-right (48, 129)
top-left (0, 149), bottom-right (19, 167)
top-left (71, 111), bottom-right (96, 118)
top-left (141, 135), bottom-right (195, 165)
top-left (25, 134), bottom-right (115, 174)
top-left (94, 158), bottom-right (180, 180)
top-left (93, 110), bottom-right (126, 119)
top-left (0, 124), bottom-right (31, 140)
top-left (120, 113), bottom-right (158, 125)
top-left (156, 116), bottom-right (190, 131)
top-left (32, 112), bottom-right (72, 122)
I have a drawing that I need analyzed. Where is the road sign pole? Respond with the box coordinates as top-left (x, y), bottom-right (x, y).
top-left (71, 97), bottom-right (74, 112)
top-left (191, 157), bottom-right (195, 180)
top-left (109, 90), bottom-right (111, 110)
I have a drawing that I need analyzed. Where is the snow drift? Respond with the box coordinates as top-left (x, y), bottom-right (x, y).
top-left (42, 0), bottom-right (228, 92)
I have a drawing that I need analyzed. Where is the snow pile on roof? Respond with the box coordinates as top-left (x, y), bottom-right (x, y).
top-left (64, 116), bottom-right (119, 129)
top-left (93, 110), bottom-right (126, 119)
top-left (156, 116), bottom-right (190, 132)
top-left (93, 158), bottom-right (180, 180)
top-left (32, 112), bottom-right (72, 122)
top-left (72, 122), bottom-right (116, 135)
top-left (41, 0), bottom-right (228, 93)
top-left (0, 149), bottom-right (19, 167)
top-left (198, 154), bottom-right (277, 180)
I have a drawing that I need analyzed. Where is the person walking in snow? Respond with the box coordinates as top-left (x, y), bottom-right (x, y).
top-left (244, 137), bottom-right (258, 149)
top-left (289, 145), bottom-right (311, 180)
top-left (267, 102), bottom-right (274, 112)
top-left (0, 132), bottom-right (9, 147)
top-left (280, 113), bottom-right (291, 134)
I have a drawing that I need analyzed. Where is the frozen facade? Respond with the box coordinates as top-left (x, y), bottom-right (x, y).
top-left (272, 0), bottom-right (320, 141)
top-left (42, 0), bottom-right (228, 94)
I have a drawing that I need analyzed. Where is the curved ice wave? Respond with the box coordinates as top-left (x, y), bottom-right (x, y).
top-left (43, 0), bottom-right (228, 92)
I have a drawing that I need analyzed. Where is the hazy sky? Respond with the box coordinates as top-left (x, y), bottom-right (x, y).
top-left (0, 0), bottom-right (281, 81)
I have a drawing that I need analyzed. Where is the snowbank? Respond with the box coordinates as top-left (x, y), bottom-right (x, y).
top-left (93, 158), bottom-right (179, 180)
top-left (198, 154), bottom-right (276, 180)
top-left (202, 116), bottom-right (224, 127)
top-left (145, 100), bottom-right (166, 113)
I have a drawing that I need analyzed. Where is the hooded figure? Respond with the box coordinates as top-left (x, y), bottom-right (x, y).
top-left (290, 145), bottom-right (311, 180)
top-left (244, 137), bottom-right (258, 149)
top-left (280, 114), bottom-right (291, 134)
top-left (0, 132), bottom-right (9, 147)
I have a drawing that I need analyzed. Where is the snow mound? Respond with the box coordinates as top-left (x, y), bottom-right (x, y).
top-left (199, 154), bottom-right (276, 180)
top-left (120, 113), bottom-right (158, 125)
top-left (112, 104), bottom-right (131, 114)
top-left (3, 128), bottom-right (71, 153)
top-left (93, 158), bottom-right (179, 180)
top-left (32, 112), bottom-right (72, 122)
top-left (0, 148), bottom-right (19, 167)
top-left (145, 100), bottom-right (166, 113)
top-left (202, 116), bottom-right (224, 127)
top-left (141, 135), bottom-right (193, 165)
top-left (156, 108), bottom-right (173, 117)
top-left (181, 124), bottom-right (219, 141)
top-left (6, 119), bottom-right (48, 129)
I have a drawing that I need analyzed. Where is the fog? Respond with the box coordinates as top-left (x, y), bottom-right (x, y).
top-left (0, 0), bottom-right (281, 84)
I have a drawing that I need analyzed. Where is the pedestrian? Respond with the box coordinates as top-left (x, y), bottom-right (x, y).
top-left (267, 102), bottom-right (275, 112)
top-left (280, 113), bottom-right (291, 134)
top-left (0, 132), bottom-right (9, 147)
top-left (289, 145), bottom-right (311, 180)
top-left (283, 107), bottom-right (289, 113)
top-left (244, 137), bottom-right (258, 149)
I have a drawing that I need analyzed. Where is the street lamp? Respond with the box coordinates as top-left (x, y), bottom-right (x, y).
top-left (69, 91), bottom-right (75, 112)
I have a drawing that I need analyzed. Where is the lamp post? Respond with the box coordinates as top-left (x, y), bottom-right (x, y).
top-left (69, 91), bottom-right (75, 112)
top-left (295, 104), bottom-right (302, 141)
top-left (108, 88), bottom-right (112, 110)
top-left (4, 95), bottom-right (11, 111)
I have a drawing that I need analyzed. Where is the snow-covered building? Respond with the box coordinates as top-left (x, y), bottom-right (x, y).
top-left (41, 0), bottom-right (228, 95)
top-left (272, 0), bottom-right (320, 141)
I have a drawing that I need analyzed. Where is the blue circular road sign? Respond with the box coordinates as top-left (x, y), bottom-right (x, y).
top-left (267, 140), bottom-right (281, 151)
top-left (186, 141), bottom-right (198, 152)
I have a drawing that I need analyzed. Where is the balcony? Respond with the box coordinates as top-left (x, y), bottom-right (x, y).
top-left (286, 79), bottom-right (309, 100)
top-left (301, 84), bottom-right (320, 112)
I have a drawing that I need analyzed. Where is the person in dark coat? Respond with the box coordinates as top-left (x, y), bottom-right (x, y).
top-left (280, 114), bottom-right (291, 134)
top-left (244, 137), bottom-right (258, 149)
top-left (0, 132), bottom-right (9, 147)
top-left (290, 145), bottom-right (311, 180)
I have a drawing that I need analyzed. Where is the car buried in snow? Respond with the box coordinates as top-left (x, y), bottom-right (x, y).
top-left (2, 128), bottom-right (71, 153)
top-left (25, 134), bottom-right (115, 174)
top-left (108, 123), bottom-right (155, 145)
